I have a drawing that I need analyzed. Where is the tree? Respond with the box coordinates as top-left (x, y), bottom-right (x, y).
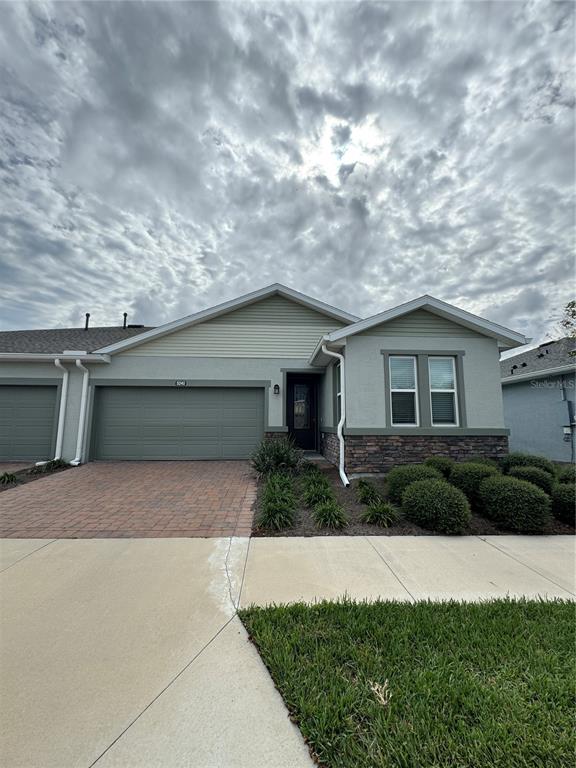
top-left (560, 300), bottom-right (576, 356)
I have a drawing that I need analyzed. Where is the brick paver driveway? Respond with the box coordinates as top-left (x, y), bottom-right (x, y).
top-left (0, 462), bottom-right (256, 538)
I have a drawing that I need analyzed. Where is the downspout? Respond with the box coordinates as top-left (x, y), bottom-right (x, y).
top-left (321, 344), bottom-right (349, 486)
top-left (53, 359), bottom-right (69, 460)
top-left (70, 359), bottom-right (90, 466)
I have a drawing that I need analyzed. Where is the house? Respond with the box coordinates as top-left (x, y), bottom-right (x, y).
top-left (0, 284), bottom-right (527, 481)
top-left (501, 337), bottom-right (576, 463)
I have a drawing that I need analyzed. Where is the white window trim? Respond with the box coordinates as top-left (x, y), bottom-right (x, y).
top-left (389, 355), bottom-right (419, 427)
top-left (429, 356), bottom-right (459, 427)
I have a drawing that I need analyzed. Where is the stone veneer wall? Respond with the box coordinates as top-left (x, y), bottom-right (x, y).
top-left (321, 433), bottom-right (508, 474)
top-left (321, 432), bottom-right (340, 465)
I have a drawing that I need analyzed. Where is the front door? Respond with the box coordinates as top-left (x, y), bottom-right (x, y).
top-left (287, 375), bottom-right (318, 450)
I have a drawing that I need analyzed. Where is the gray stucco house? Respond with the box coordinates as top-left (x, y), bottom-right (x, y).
top-left (0, 284), bottom-right (527, 481)
top-left (501, 337), bottom-right (576, 463)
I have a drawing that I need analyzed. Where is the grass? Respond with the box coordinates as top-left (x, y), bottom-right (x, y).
top-left (240, 599), bottom-right (575, 768)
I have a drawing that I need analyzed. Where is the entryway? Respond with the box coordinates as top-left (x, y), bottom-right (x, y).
top-left (286, 374), bottom-right (319, 450)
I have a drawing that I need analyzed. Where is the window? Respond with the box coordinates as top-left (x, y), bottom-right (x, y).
top-left (390, 356), bottom-right (418, 426)
top-left (429, 357), bottom-right (458, 425)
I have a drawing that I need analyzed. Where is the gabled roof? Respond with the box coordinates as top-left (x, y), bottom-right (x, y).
top-left (95, 284), bottom-right (361, 355)
top-left (0, 326), bottom-right (154, 355)
top-left (314, 295), bottom-right (528, 355)
top-left (501, 337), bottom-right (575, 383)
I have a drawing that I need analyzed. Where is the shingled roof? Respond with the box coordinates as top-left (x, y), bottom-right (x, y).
top-left (501, 337), bottom-right (576, 379)
top-left (0, 326), bottom-right (154, 354)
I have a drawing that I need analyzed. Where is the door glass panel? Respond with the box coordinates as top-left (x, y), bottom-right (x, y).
top-left (294, 384), bottom-right (309, 429)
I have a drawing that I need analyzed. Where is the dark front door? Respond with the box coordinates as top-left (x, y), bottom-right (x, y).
top-left (287, 375), bottom-right (318, 450)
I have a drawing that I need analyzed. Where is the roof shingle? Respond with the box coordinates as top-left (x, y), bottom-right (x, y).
top-left (501, 337), bottom-right (575, 378)
top-left (0, 327), bottom-right (154, 354)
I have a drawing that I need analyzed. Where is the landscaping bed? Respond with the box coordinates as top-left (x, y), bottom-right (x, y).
top-left (0, 460), bottom-right (72, 494)
top-left (240, 599), bottom-right (575, 768)
top-left (250, 439), bottom-right (575, 537)
top-left (252, 464), bottom-right (574, 537)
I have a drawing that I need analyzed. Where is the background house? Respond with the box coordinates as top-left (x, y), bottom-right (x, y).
top-left (501, 337), bottom-right (576, 463)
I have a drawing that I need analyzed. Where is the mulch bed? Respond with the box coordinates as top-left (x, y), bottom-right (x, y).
top-left (252, 465), bottom-right (575, 537)
top-left (0, 463), bottom-right (73, 494)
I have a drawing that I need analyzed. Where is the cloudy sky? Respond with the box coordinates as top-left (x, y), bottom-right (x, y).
top-left (0, 1), bottom-right (574, 342)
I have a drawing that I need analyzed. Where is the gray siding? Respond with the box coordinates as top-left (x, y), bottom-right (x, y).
top-left (120, 295), bottom-right (344, 358)
top-left (345, 334), bottom-right (505, 431)
top-left (502, 373), bottom-right (575, 462)
top-left (359, 309), bottom-right (482, 338)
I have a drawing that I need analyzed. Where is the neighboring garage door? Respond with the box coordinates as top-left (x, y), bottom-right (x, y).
top-left (92, 386), bottom-right (265, 460)
top-left (0, 385), bottom-right (58, 461)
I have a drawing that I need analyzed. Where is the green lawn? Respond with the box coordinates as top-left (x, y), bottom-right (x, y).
top-left (240, 599), bottom-right (575, 768)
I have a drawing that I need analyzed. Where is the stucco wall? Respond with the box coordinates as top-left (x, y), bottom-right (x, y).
top-left (344, 334), bottom-right (505, 431)
top-left (502, 373), bottom-right (575, 462)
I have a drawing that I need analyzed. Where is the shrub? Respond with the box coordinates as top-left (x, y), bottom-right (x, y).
top-left (464, 455), bottom-right (500, 469)
top-left (386, 464), bottom-right (442, 503)
top-left (479, 475), bottom-right (551, 534)
top-left (509, 466), bottom-right (554, 495)
top-left (356, 479), bottom-right (382, 505)
top-left (424, 456), bottom-right (454, 478)
top-left (402, 479), bottom-right (471, 534)
top-left (301, 472), bottom-right (335, 507)
top-left (556, 465), bottom-right (576, 484)
top-left (257, 473), bottom-right (296, 531)
top-left (251, 437), bottom-right (304, 477)
top-left (0, 472), bottom-right (18, 486)
top-left (313, 499), bottom-right (348, 529)
top-left (551, 483), bottom-right (575, 525)
top-left (449, 462), bottom-right (499, 504)
top-left (361, 500), bottom-right (400, 527)
top-left (29, 458), bottom-right (70, 476)
top-left (500, 452), bottom-right (555, 477)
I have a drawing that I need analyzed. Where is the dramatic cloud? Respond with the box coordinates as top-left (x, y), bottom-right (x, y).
top-left (0, 1), bottom-right (574, 342)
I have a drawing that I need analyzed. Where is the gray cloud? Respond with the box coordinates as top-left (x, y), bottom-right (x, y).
top-left (0, 0), bottom-right (574, 344)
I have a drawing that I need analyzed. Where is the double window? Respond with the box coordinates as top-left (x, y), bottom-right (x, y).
top-left (389, 355), bottom-right (459, 427)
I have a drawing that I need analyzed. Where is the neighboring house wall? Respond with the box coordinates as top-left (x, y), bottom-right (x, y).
top-left (120, 295), bottom-right (344, 358)
top-left (502, 373), bottom-right (575, 462)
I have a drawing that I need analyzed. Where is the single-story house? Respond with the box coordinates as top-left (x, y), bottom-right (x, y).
top-left (501, 337), bottom-right (576, 463)
top-left (0, 284), bottom-right (528, 481)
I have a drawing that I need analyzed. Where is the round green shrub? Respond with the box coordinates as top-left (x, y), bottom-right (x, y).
top-left (313, 499), bottom-right (348, 529)
top-left (356, 479), bottom-right (382, 505)
top-left (424, 456), bottom-right (455, 478)
top-left (556, 465), bottom-right (576, 484)
top-left (464, 455), bottom-right (500, 469)
top-left (509, 466), bottom-right (554, 495)
top-left (551, 483), bottom-right (575, 525)
top-left (402, 479), bottom-right (471, 534)
top-left (361, 500), bottom-right (400, 527)
top-left (386, 464), bottom-right (442, 503)
top-left (301, 472), bottom-right (334, 507)
top-left (500, 452), bottom-right (555, 477)
top-left (478, 475), bottom-right (551, 533)
top-left (449, 462), bottom-right (499, 504)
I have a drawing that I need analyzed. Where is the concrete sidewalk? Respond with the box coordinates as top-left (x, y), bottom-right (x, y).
top-left (0, 538), bottom-right (311, 768)
top-left (240, 535), bottom-right (575, 605)
top-left (0, 534), bottom-right (573, 768)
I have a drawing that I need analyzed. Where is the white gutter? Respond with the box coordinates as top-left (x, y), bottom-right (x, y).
top-left (501, 363), bottom-right (576, 385)
top-left (71, 359), bottom-right (90, 466)
top-left (53, 359), bottom-right (69, 460)
top-left (0, 353), bottom-right (109, 363)
top-left (321, 344), bottom-right (349, 486)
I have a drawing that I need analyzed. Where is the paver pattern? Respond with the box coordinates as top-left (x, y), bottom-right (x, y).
top-left (0, 462), bottom-right (31, 475)
top-left (0, 461), bottom-right (256, 538)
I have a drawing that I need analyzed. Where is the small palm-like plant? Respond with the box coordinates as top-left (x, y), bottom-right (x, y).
top-left (313, 499), bottom-right (348, 529)
top-left (356, 479), bottom-right (382, 505)
top-left (0, 472), bottom-right (18, 486)
top-left (361, 500), bottom-right (400, 527)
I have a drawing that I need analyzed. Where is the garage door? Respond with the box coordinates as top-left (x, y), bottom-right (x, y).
top-left (92, 386), bottom-right (265, 460)
top-left (0, 385), bottom-right (58, 461)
